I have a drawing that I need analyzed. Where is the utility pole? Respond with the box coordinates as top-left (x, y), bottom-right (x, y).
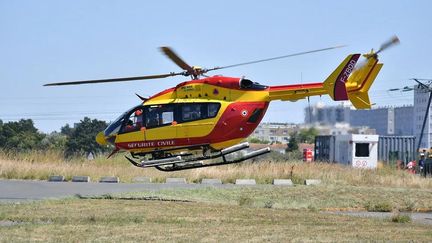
top-left (412, 78), bottom-right (432, 152)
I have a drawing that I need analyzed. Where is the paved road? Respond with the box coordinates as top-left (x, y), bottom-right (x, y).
top-left (325, 211), bottom-right (432, 225)
top-left (0, 179), bottom-right (229, 203)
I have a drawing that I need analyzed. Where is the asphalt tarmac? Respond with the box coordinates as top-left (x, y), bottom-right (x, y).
top-left (0, 179), bottom-right (228, 203)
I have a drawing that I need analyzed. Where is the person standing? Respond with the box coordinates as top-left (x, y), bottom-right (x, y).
top-left (419, 153), bottom-right (426, 177)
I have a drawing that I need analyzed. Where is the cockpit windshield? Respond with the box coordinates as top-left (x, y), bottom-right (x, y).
top-left (103, 105), bottom-right (142, 137)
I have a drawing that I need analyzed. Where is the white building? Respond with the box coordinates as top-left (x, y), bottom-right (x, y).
top-left (315, 134), bottom-right (379, 169)
top-left (251, 122), bottom-right (297, 144)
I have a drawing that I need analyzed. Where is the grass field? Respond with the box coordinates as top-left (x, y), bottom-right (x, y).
top-left (1, 185), bottom-right (432, 242)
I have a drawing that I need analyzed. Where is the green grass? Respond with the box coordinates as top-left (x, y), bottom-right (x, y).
top-left (0, 198), bottom-right (431, 242)
top-left (1, 184), bottom-right (431, 241)
top-left (391, 213), bottom-right (412, 223)
top-left (365, 201), bottom-right (393, 212)
top-left (2, 198), bottom-right (432, 241)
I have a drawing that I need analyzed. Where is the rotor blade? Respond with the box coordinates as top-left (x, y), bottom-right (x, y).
top-left (205, 45), bottom-right (346, 72)
top-left (376, 35), bottom-right (400, 54)
top-left (160, 47), bottom-right (194, 74)
top-left (44, 72), bottom-right (183, 86)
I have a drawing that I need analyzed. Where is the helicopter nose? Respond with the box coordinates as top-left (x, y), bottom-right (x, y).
top-left (96, 131), bottom-right (108, 145)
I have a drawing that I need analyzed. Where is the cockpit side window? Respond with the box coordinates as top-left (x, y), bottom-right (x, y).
top-left (120, 107), bottom-right (144, 133)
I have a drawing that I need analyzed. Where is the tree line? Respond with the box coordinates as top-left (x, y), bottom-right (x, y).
top-left (0, 117), bottom-right (110, 157)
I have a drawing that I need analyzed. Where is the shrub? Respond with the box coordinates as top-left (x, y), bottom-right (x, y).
top-left (365, 201), bottom-right (393, 212)
top-left (264, 201), bottom-right (274, 209)
top-left (391, 212), bottom-right (411, 223)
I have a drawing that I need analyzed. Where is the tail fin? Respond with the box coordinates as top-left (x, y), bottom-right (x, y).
top-left (346, 54), bottom-right (383, 109)
top-left (323, 54), bottom-right (360, 101)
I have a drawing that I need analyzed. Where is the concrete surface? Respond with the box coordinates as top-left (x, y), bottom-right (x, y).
top-left (132, 177), bottom-right (152, 183)
top-left (72, 176), bottom-right (91, 182)
top-left (235, 179), bottom-right (256, 185)
top-left (48, 175), bottom-right (65, 182)
top-left (99, 177), bottom-right (120, 183)
top-left (165, 178), bottom-right (187, 184)
top-left (0, 179), bottom-right (232, 203)
top-left (324, 211), bottom-right (432, 225)
top-left (201, 179), bottom-right (222, 185)
top-left (305, 179), bottom-right (322, 186)
top-left (273, 179), bottom-right (294, 186)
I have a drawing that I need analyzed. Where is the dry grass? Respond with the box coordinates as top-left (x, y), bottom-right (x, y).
top-left (1, 150), bottom-right (431, 188)
top-left (1, 199), bottom-right (431, 242)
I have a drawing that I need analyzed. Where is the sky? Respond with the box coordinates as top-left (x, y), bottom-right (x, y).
top-left (1, 0), bottom-right (431, 133)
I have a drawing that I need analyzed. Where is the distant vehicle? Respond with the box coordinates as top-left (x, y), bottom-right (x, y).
top-left (44, 37), bottom-right (399, 171)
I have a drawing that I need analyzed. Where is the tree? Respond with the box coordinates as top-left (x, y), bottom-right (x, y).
top-left (0, 119), bottom-right (45, 151)
top-left (60, 124), bottom-right (74, 137)
top-left (248, 137), bottom-right (270, 144)
top-left (286, 134), bottom-right (298, 152)
top-left (41, 132), bottom-right (68, 151)
top-left (297, 127), bottom-right (318, 144)
top-left (64, 117), bottom-right (110, 157)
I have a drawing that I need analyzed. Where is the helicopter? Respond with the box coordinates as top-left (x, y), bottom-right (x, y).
top-left (45, 37), bottom-right (399, 171)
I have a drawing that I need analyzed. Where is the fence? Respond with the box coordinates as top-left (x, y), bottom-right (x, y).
top-left (378, 136), bottom-right (416, 166)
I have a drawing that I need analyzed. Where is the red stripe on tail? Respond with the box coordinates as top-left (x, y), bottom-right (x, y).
top-left (334, 54), bottom-right (360, 101)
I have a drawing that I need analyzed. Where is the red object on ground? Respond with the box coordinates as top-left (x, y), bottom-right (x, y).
top-left (303, 148), bottom-right (313, 162)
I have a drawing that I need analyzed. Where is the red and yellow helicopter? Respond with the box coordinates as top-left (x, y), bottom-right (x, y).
top-left (45, 37), bottom-right (399, 171)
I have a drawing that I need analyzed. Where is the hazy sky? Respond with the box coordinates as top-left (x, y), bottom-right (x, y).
top-left (1, 1), bottom-right (431, 132)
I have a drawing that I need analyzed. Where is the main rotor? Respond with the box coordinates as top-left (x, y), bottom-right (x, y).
top-left (44, 45), bottom-right (346, 86)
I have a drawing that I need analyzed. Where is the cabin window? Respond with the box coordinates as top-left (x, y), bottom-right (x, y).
top-left (180, 103), bottom-right (220, 123)
top-left (247, 108), bottom-right (263, 123)
top-left (208, 103), bottom-right (220, 117)
top-left (145, 104), bottom-right (174, 128)
top-left (355, 143), bottom-right (370, 157)
top-left (182, 104), bottom-right (202, 121)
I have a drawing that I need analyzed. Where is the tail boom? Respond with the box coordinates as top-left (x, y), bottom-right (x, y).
top-left (267, 54), bottom-right (361, 102)
top-left (268, 82), bottom-right (326, 101)
top-left (266, 53), bottom-right (383, 110)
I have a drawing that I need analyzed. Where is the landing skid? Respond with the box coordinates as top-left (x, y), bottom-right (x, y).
top-left (125, 142), bottom-right (271, 171)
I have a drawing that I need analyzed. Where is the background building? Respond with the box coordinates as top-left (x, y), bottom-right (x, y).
top-left (304, 102), bottom-right (350, 125)
top-left (394, 105), bottom-right (415, 136)
top-left (350, 107), bottom-right (395, 135)
top-left (251, 123), bottom-right (297, 144)
top-left (414, 84), bottom-right (431, 148)
top-left (304, 102), bottom-right (413, 136)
